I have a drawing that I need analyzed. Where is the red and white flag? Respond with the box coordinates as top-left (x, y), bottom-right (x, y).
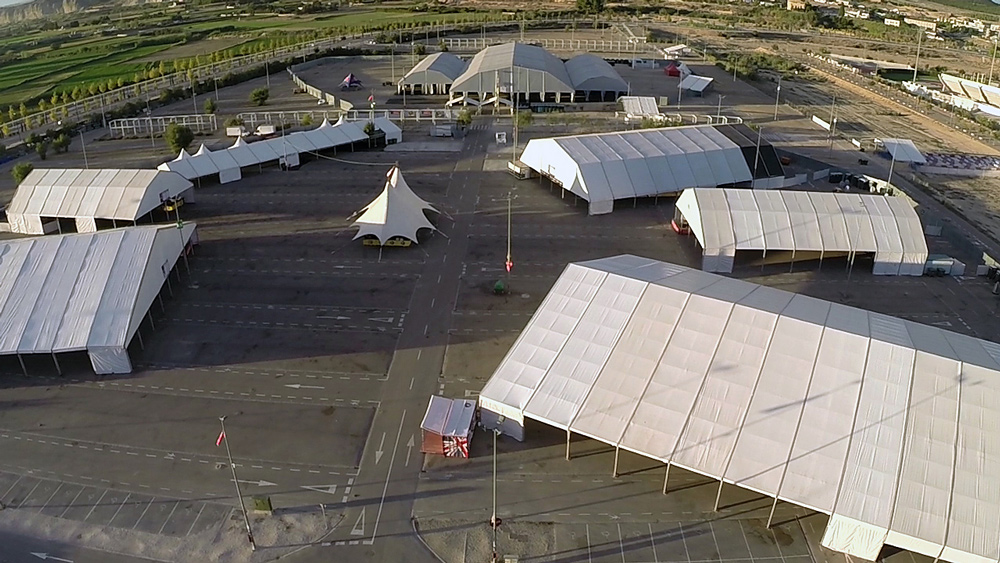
top-left (368, 94), bottom-right (374, 103)
top-left (216, 430), bottom-right (225, 446)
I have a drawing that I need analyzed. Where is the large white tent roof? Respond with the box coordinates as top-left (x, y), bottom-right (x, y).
top-left (351, 166), bottom-right (437, 245)
top-left (619, 96), bottom-right (661, 117)
top-left (518, 124), bottom-right (784, 215)
top-left (157, 117), bottom-right (383, 181)
top-left (675, 189), bottom-right (928, 275)
top-left (564, 54), bottom-right (629, 93)
top-left (879, 138), bottom-right (927, 165)
top-left (400, 52), bottom-right (468, 85)
top-left (479, 254), bottom-right (1000, 563)
top-left (451, 42), bottom-right (575, 95)
top-left (8, 169), bottom-right (192, 222)
top-left (0, 224), bottom-right (196, 373)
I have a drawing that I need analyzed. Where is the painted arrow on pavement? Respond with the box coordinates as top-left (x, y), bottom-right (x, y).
top-left (317, 315), bottom-right (351, 320)
top-left (31, 554), bottom-right (73, 562)
top-left (301, 484), bottom-right (338, 494)
top-left (405, 435), bottom-right (415, 467)
top-left (369, 317), bottom-right (394, 323)
top-left (374, 432), bottom-right (386, 464)
top-left (233, 479), bottom-right (277, 487)
top-left (284, 384), bottom-right (324, 389)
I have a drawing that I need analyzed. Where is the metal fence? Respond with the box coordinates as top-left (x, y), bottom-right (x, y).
top-left (237, 108), bottom-right (462, 128)
top-left (109, 114), bottom-right (218, 138)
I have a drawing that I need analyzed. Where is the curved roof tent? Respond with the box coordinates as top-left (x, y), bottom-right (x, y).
top-left (675, 188), bottom-right (928, 275)
top-left (450, 43), bottom-right (575, 96)
top-left (351, 166), bottom-right (438, 245)
top-left (479, 253), bottom-right (1000, 563)
top-left (565, 54), bottom-right (628, 93)
top-left (399, 52), bottom-right (468, 86)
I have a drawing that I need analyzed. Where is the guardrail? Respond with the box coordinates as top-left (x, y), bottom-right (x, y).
top-left (287, 64), bottom-right (354, 112)
top-left (109, 114), bottom-right (218, 138)
top-left (237, 108), bottom-right (462, 128)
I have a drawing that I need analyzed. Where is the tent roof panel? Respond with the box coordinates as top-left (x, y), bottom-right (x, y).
top-left (480, 254), bottom-right (1000, 563)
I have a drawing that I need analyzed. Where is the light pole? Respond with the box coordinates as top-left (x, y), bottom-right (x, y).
top-left (146, 98), bottom-right (155, 149)
top-left (716, 94), bottom-right (726, 120)
top-left (990, 37), bottom-right (998, 86)
top-left (773, 75), bottom-right (781, 121)
top-left (219, 416), bottom-right (256, 551)
top-left (886, 146), bottom-right (897, 188)
top-left (491, 415), bottom-right (506, 563)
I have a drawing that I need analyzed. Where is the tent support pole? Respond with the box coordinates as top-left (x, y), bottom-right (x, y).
top-left (52, 353), bottom-right (61, 376)
top-left (165, 276), bottom-right (173, 297)
top-left (147, 311), bottom-right (155, 330)
top-left (790, 250), bottom-right (795, 273)
top-left (612, 446), bottom-right (620, 478)
top-left (766, 496), bottom-right (779, 529)
top-left (565, 430), bottom-right (571, 461)
top-left (17, 354), bottom-right (27, 376)
top-left (662, 463), bottom-right (670, 494)
top-left (158, 294), bottom-right (166, 312)
top-left (112, 219), bottom-right (117, 229)
top-left (713, 480), bottom-right (724, 511)
top-left (136, 330), bottom-right (144, 351)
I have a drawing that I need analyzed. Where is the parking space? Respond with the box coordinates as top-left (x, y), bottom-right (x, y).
top-left (0, 470), bottom-right (230, 538)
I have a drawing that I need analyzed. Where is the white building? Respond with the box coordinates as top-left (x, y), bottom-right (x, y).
top-left (479, 253), bottom-right (1000, 563)
top-left (0, 224), bottom-right (196, 374)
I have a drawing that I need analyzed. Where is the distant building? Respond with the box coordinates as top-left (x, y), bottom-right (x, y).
top-left (904, 17), bottom-right (937, 31)
top-left (884, 17), bottom-right (901, 26)
top-left (787, 0), bottom-right (807, 10)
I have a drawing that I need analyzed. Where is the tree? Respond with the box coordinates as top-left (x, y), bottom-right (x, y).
top-left (36, 141), bottom-right (49, 161)
top-left (456, 109), bottom-right (473, 127)
top-left (51, 133), bottom-right (71, 153)
top-left (301, 114), bottom-right (313, 126)
top-left (224, 117), bottom-right (245, 127)
top-left (516, 110), bottom-right (533, 128)
top-left (249, 87), bottom-right (270, 106)
top-left (414, 43), bottom-right (426, 56)
top-left (11, 163), bottom-right (33, 184)
top-left (204, 98), bottom-right (217, 114)
top-left (164, 123), bottom-right (194, 153)
top-left (363, 121), bottom-right (376, 135)
top-left (576, 0), bottom-right (604, 14)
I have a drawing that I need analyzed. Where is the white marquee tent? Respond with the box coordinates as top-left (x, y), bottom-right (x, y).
top-left (675, 188), bottom-right (928, 275)
top-left (351, 166), bottom-right (437, 245)
top-left (158, 117), bottom-right (401, 182)
top-left (878, 138), bottom-right (927, 165)
top-left (479, 254), bottom-right (1000, 563)
top-left (0, 224), bottom-right (197, 374)
top-left (518, 124), bottom-right (784, 215)
top-left (7, 169), bottom-right (193, 235)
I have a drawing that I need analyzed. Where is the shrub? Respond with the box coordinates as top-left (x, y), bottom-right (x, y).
top-left (204, 98), bottom-right (217, 114)
top-left (12, 162), bottom-right (33, 184)
top-left (250, 87), bottom-right (270, 106)
top-left (164, 123), bottom-right (194, 153)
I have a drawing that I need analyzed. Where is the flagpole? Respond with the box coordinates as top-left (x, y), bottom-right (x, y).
top-left (219, 416), bottom-right (256, 551)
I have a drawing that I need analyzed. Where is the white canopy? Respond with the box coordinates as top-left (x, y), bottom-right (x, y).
top-left (879, 138), bottom-right (927, 165)
top-left (0, 224), bottom-right (196, 374)
top-left (7, 169), bottom-right (193, 235)
top-left (351, 166), bottom-right (437, 245)
top-left (675, 188), bottom-right (928, 275)
top-left (421, 396), bottom-right (476, 439)
top-left (157, 118), bottom-right (382, 182)
top-left (619, 96), bottom-right (661, 118)
top-left (479, 254), bottom-right (1000, 563)
top-left (518, 124), bottom-right (784, 215)
top-left (679, 74), bottom-right (714, 93)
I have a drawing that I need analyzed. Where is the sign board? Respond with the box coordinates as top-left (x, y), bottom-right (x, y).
top-left (811, 115), bottom-right (831, 131)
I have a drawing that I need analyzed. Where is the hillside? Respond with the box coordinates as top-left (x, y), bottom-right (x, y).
top-left (0, 0), bottom-right (115, 25)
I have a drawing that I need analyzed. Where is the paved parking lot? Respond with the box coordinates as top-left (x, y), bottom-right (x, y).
top-left (0, 470), bottom-right (228, 538)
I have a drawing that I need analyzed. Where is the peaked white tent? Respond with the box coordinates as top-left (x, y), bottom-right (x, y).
top-left (0, 224), bottom-right (197, 374)
top-left (351, 166), bottom-right (437, 245)
top-left (8, 169), bottom-right (194, 234)
top-left (479, 254), bottom-right (1000, 563)
top-left (675, 188), bottom-right (928, 275)
top-left (157, 117), bottom-right (389, 182)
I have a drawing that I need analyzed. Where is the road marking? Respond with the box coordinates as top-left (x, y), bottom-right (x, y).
top-left (374, 433), bottom-right (386, 465)
top-left (107, 493), bottom-right (131, 525)
top-left (158, 501), bottom-right (180, 535)
top-left (186, 504), bottom-right (207, 537)
top-left (618, 523), bottom-right (626, 563)
top-left (369, 317), bottom-right (394, 323)
top-left (416, 349), bottom-right (422, 360)
top-left (30, 553), bottom-right (74, 562)
top-left (317, 316), bottom-right (352, 320)
top-left (405, 435), bottom-right (415, 467)
top-left (234, 479), bottom-right (277, 487)
top-left (649, 523), bottom-right (660, 563)
top-left (371, 410), bottom-right (406, 543)
top-left (36, 483), bottom-right (62, 513)
top-left (284, 384), bottom-right (324, 389)
top-left (59, 486), bottom-right (85, 519)
top-left (351, 507), bottom-right (366, 536)
top-left (586, 524), bottom-right (593, 563)
top-left (133, 497), bottom-right (156, 530)
top-left (409, 377), bottom-right (414, 390)
top-left (301, 485), bottom-right (338, 494)
top-left (18, 479), bottom-right (43, 508)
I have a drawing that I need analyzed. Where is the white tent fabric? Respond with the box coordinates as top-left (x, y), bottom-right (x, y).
top-left (675, 188), bottom-right (927, 275)
top-left (679, 75), bottom-right (714, 93)
top-left (351, 166), bottom-right (437, 245)
top-left (879, 138), bottom-right (927, 165)
top-left (619, 96), bottom-right (661, 118)
top-left (8, 169), bottom-right (193, 235)
top-left (519, 125), bottom-right (782, 215)
top-left (0, 224), bottom-right (196, 374)
top-left (479, 254), bottom-right (1000, 563)
top-left (157, 118), bottom-right (381, 181)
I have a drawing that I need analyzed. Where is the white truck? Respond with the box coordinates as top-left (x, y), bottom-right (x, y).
top-left (226, 126), bottom-right (248, 137)
top-left (256, 124), bottom-right (277, 137)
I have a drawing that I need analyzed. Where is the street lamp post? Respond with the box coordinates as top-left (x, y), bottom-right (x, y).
top-left (219, 416), bottom-right (256, 551)
top-left (886, 147), bottom-right (898, 188)
top-left (773, 75), bottom-right (781, 121)
top-left (491, 415), bottom-right (506, 563)
top-left (716, 94), bottom-right (726, 120)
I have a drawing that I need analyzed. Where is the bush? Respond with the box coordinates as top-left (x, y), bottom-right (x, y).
top-left (164, 123), bottom-right (194, 153)
top-left (439, 40), bottom-right (448, 52)
top-left (515, 111), bottom-right (533, 128)
top-left (301, 114), bottom-right (313, 126)
top-left (204, 98), bottom-right (217, 114)
top-left (363, 121), bottom-right (376, 135)
top-left (11, 162), bottom-right (33, 184)
top-left (414, 43), bottom-right (426, 56)
top-left (36, 141), bottom-right (49, 160)
top-left (224, 117), bottom-right (245, 127)
top-left (250, 87), bottom-right (270, 106)
top-left (456, 109), bottom-right (473, 127)
top-left (51, 133), bottom-right (71, 153)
